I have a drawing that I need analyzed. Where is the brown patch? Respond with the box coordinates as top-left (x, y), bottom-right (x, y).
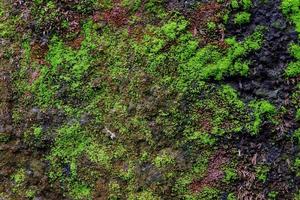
top-left (251, 153), bottom-right (258, 165)
top-left (198, 109), bottom-right (213, 132)
top-left (65, 13), bottom-right (81, 34)
top-left (67, 36), bottom-right (84, 49)
top-left (93, 178), bottom-right (108, 200)
top-left (236, 165), bottom-right (257, 200)
top-left (29, 70), bottom-right (40, 84)
top-left (103, 6), bottom-right (129, 27)
top-left (187, 1), bottom-right (229, 47)
top-left (190, 2), bottom-right (222, 25)
top-left (92, 11), bottom-right (102, 22)
top-left (30, 43), bottom-right (48, 64)
top-left (189, 151), bottom-right (229, 193)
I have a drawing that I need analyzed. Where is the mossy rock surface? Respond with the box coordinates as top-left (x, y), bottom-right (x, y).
top-left (0, 0), bottom-right (300, 199)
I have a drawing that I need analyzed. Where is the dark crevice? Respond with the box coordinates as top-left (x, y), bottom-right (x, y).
top-left (221, 0), bottom-right (299, 198)
top-left (225, 0), bottom-right (298, 106)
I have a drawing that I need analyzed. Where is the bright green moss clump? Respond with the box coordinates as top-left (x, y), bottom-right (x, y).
top-left (281, 0), bottom-right (300, 77)
top-left (196, 187), bottom-right (221, 200)
top-left (248, 100), bottom-right (276, 135)
top-left (255, 165), bottom-right (270, 182)
top-left (153, 151), bottom-right (175, 168)
top-left (285, 43), bottom-right (300, 77)
top-left (178, 28), bottom-right (263, 89)
top-left (30, 21), bottom-right (99, 107)
top-left (282, 0), bottom-right (300, 77)
top-left (234, 12), bottom-right (251, 25)
top-left (231, 0), bottom-right (253, 10)
top-left (281, 0), bottom-right (300, 33)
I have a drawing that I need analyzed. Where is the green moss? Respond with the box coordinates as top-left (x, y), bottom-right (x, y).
top-left (0, 132), bottom-right (10, 143)
top-left (128, 190), bottom-right (160, 200)
top-left (294, 129), bottom-right (300, 144)
top-left (290, 43), bottom-right (300, 59)
top-left (294, 157), bottom-right (300, 176)
top-left (248, 100), bottom-right (276, 135)
top-left (224, 168), bottom-right (238, 183)
top-left (285, 44), bottom-right (300, 77)
top-left (255, 165), bottom-right (269, 182)
top-left (161, 18), bottom-right (188, 40)
top-left (179, 28), bottom-right (263, 86)
top-left (241, 0), bottom-right (253, 9)
top-left (48, 123), bottom-right (90, 165)
top-left (33, 126), bottom-right (43, 138)
top-left (86, 142), bottom-right (111, 169)
top-left (70, 182), bottom-right (91, 200)
top-left (173, 151), bottom-right (211, 196)
top-left (25, 189), bottom-right (36, 199)
top-left (294, 190), bottom-right (300, 200)
top-left (10, 168), bottom-right (34, 197)
top-left (286, 61), bottom-right (300, 77)
top-left (296, 109), bottom-right (300, 121)
top-left (282, 0), bottom-right (300, 34)
top-left (207, 21), bottom-right (217, 31)
top-left (11, 168), bottom-right (26, 185)
top-left (174, 175), bottom-right (194, 195)
top-left (153, 151), bottom-right (175, 168)
top-left (144, 0), bottom-right (166, 17)
top-left (108, 181), bottom-right (122, 199)
top-left (11, 4), bottom-right (267, 198)
top-left (0, 1), bottom-right (18, 39)
top-left (268, 191), bottom-right (278, 200)
top-left (231, 0), bottom-right (253, 10)
top-left (187, 131), bottom-right (216, 145)
top-left (196, 187), bottom-right (221, 200)
top-left (234, 12), bottom-right (251, 25)
top-left (282, 0), bottom-right (300, 78)
top-left (30, 21), bottom-right (99, 108)
top-left (122, 0), bottom-right (142, 11)
top-left (231, 0), bottom-right (240, 9)
top-left (227, 193), bottom-right (237, 200)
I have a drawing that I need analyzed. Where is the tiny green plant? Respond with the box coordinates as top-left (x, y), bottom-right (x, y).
top-left (196, 187), bottom-right (221, 200)
top-left (207, 21), bottom-right (217, 31)
top-left (33, 126), bottom-right (43, 138)
top-left (294, 157), bottom-right (300, 176)
top-left (293, 129), bottom-right (300, 143)
top-left (224, 168), bottom-right (238, 183)
top-left (268, 191), bottom-right (278, 200)
top-left (11, 168), bottom-right (26, 186)
top-left (227, 193), bottom-right (237, 200)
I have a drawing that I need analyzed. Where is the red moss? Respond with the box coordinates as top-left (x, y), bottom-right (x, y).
top-left (187, 1), bottom-right (229, 47)
top-left (103, 6), bottom-right (129, 27)
top-left (198, 109), bottom-right (213, 132)
top-left (189, 151), bottom-right (229, 193)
